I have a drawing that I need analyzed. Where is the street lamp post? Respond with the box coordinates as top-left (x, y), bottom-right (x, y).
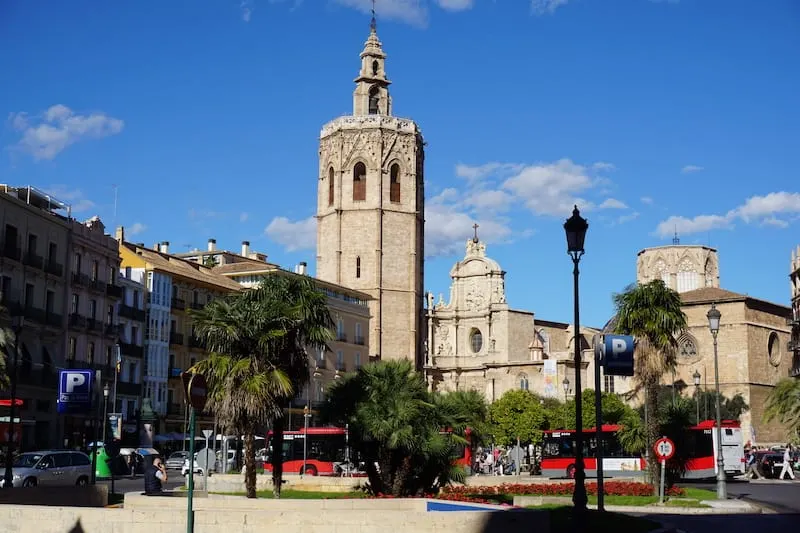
top-left (562, 377), bottom-right (570, 402)
top-left (3, 316), bottom-right (24, 489)
top-left (102, 383), bottom-right (110, 446)
top-left (706, 303), bottom-right (727, 500)
top-left (564, 205), bottom-right (589, 513)
top-left (693, 370), bottom-right (701, 424)
top-left (302, 405), bottom-right (311, 477)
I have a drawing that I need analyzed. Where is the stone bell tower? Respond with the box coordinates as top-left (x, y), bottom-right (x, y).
top-left (315, 15), bottom-right (425, 368)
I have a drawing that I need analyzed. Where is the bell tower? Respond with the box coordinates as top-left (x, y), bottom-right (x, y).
top-left (316, 15), bottom-right (426, 368)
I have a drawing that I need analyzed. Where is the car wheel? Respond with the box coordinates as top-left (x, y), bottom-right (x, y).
top-left (22, 477), bottom-right (37, 488)
top-left (76, 476), bottom-right (89, 486)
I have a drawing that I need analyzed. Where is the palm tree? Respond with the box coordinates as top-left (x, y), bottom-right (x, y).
top-left (241, 274), bottom-right (333, 498)
top-left (611, 280), bottom-right (687, 490)
top-left (189, 295), bottom-right (294, 498)
top-left (764, 378), bottom-right (800, 438)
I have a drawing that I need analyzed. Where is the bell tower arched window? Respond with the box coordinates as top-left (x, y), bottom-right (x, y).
top-left (368, 85), bottom-right (380, 115)
top-left (390, 163), bottom-right (400, 203)
top-left (327, 167), bottom-right (334, 206)
top-left (372, 60), bottom-right (379, 75)
top-left (356, 256), bottom-right (361, 279)
top-left (353, 162), bottom-right (367, 201)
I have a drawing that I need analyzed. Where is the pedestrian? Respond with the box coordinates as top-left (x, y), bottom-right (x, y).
top-left (779, 444), bottom-right (795, 481)
top-left (144, 457), bottom-right (168, 495)
top-left (744, 448), bottom-right (761, 479)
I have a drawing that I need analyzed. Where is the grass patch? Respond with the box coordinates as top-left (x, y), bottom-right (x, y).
top-left (680, 487), bottom-right (717, 501)
top-left (588, 495), bottom-right (659, 506)
top-left (547, 507), bottom-right (660, 533)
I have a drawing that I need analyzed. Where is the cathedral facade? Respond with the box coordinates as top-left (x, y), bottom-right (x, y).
top-left (423, 235), bottom-right (617, 402)
top-left (315, 22), bottom-right (425, 367)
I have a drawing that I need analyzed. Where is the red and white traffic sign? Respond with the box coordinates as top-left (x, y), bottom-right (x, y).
top-left (182, 372), bottom-right (208, 411)
top-left (653, 437), bottom-right (675, 461)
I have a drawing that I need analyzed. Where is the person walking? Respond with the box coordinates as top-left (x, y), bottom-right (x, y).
top-left (779, 444), bottom-right (795, 481)
top-left (744, 448), bottom-right (761, 480)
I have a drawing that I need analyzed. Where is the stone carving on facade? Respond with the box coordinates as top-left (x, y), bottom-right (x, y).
top-left (704, 259), bottom-right (714, 287)
top-left (426, 291), bottom-right (435, 309)
top-left (465, 281), bottom-right (485, 311)
top-left (466, 238), bottom-right (487, 257)
top-left (492, 281), bottom-right (506, 303)
top-left (436, 325), bottom-right (453, 357)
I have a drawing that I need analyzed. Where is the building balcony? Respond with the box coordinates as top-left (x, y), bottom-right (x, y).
top-left (188, 335), bottom-right (206, 350)
top-left (314, 359), bottom-right (326, 370)
top-left (45, 312), bottom-right (63, 328)
top-left (22, 305), bottom-right (46, 324)
top-left (1, 243), bottom-right (21, 262)
top-left (68, 313), bottom-right (87, 328)
top-left (336, 332), bottom-right (348, 342)
top-left (354, 336), bottom-right (366, 346)
top-left (44, 259), bottom-right (63, 277)
top-left (89, 278), bottom-right (106, 293)
top-left (169, 332), bottom-right (184, 346)
top-left (189, 301), bottom-right (204, 310)
top-left (106, 284), bottom-right (123, 299)
top-left (119, 341), bottom-right (144, 358)
top-left (105, 323), bottom-right (122, 337)
top-left (119, 304), bottom-right (146, 321)
top-left (71, 273), bottom-right (89, 286)
top-left (116, 380), bottom-right (142, 397)
top-left (169, 367), bottom-right (183, 378)
top-left (22, 251), bottom-right (44, 270)
top-left (85, 318), bottom-right (102, 332)
top-left (335, 362), bottom-right (346, 372)
top-left (171, 298), bottom-right (186, 311)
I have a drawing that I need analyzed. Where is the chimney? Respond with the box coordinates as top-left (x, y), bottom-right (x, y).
top-left (208, 238), bottom-right (217, 252)
top-left (160, 241), bottom-right (170, 254)
top-left (297, 261), bottom-right (307, 276)
top-left (153, 243), bottom-right (159, 251)
top-left (115, 226), bottom-right (125, 243)
top-left (241, 240), bottom-right (250, 257)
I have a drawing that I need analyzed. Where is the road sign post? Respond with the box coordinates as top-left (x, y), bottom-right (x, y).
top-left (183, 372), bottom-right (207, 533)
top-left (592, 335), bottom-right (606, 512)
top-left (653, 436), bottom-right (675, 503)
top-left (202, 429), bottom-right (213, 493)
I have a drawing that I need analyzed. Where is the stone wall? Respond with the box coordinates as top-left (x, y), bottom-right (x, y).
top-left (205, 473), bottom-right (365, 494)
top-left (0, 485), bottom-right (108, 507)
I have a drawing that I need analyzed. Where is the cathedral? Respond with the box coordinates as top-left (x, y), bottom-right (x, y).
top-left (315, 18), bottom-right (425, 367)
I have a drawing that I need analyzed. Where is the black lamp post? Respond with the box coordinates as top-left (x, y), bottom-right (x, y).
top-left (692, 370), bottom-right (701, 424)
top-left (706, 303), bottom-right (727, 500)
top-left (562, 376), bottom-right (570, 402)
top-left (102, 383), bottom-right (110, 444)
top-left (564, 205), bottom-right (589, 513)
top-left (3, 315), bottom-right (24, 489)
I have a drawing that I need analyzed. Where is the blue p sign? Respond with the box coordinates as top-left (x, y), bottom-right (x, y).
top-left (57, 370), bottom-right (94, 414)
top-left (602, 334), bottom-right (635, 377)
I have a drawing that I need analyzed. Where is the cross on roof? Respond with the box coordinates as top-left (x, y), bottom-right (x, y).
top-left (472, 223), bottom-right (479, 242)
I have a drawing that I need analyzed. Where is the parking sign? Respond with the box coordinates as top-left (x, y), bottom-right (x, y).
top-left (57, 370), bottom-right (94, 414)
top-left (602, 334), bottom-right (635, 376)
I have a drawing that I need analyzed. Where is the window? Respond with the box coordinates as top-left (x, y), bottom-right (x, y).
top-left (68, 337), bottom-right (77, 360)
top-left (91, 260), bottom-right (99, 281)
top-left (679, 336), bottom-right (697, 358)
top-left (131, 326), bottom-right (139, 345)
top-left (46, 290), bottom-right (55, 313)
top-left (328, 167), bottom-right (335, 206)
top-left (71, 293), bottom-right (79, 314)
top-left (355, 323), bottom-right (363, 345)
top-left (133, 290), bottom-right (139, 308)
top-left (27, 233), bottom-right (37, 255)
top-left (316, 346), bottom-right (325, 366)
top-left (768, 332), bottom-right (782, 367)
top-left (677, 259), bottom-right (698, 293)
top-left (106, 345), bottom-right (113, 367)
top-left (519, 374), bottom-right (529, 391)
top-left (315, 382), bottom-right (324, 402)
top-left (353, 162), bottom-right (367, 201)
top-left (390, 164), bottom-right (400, 203)
top-left (88, 342), bottom-right (95, 363)
top-left (356, 256), bottom-right (361, 279)
top-left (125, 266), bottom-right (132, 279)
top-left (89, 299), bottom-right (97, 319)
top-left (48, 242), bottom-right (57, 263)
top-left (24, 283), bottom-right (35, 308)
top-left (372, 60), bottom-right (379, 75)
top-left (107, 304), bottom-right (114, 325)
top-left (604, 374), bottom-right (615, 394)
top-left (469, 328), bottom-right (483, 353)
top-left (355, 352), bottom-right (361, 369)
top-left (336, 319), bottom-right (345, 341)
top-left (336, 350), bottom-right (344, 371)
top-left (368, 85), bottom-right (379, 115)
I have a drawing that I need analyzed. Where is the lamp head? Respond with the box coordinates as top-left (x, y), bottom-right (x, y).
top-left (563, 205), bottom-right (589, 254)
top-left (707, 303), bottom-right (721, 335)
top-left (692, 369), bottom-right (701, 386)
top-left (561, 377), bottom-right (570, 392)
top-left (103, 383), bottom-right (110, 399)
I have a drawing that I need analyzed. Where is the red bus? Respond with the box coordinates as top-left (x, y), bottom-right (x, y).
top-left (264, 427), bottom-right (349, 476)
top-left (541, 420), bottom-right (745, 480)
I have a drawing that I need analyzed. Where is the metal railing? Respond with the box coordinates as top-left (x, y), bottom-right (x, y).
top-left (169, 332), bottom-right (184, 346)
top-left (23, 251), bottom-right (44, 269)
top-left (44, 260), bottom-right (63, 277)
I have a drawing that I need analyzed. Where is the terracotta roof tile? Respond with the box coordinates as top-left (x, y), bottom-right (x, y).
top-left (213, 261), bottom-right (279, 275)
top-left (124, 243), bottom-right (243, 291)
top-left (680, 287), bottom-right (748, 304)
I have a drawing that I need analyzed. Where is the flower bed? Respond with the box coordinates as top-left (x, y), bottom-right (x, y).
top-left (442, 481), bottom-right (684, 498)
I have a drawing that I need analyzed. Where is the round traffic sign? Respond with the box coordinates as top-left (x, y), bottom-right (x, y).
top-left (653, 437), bottom-right (675, 461)
top-left (188, 373), bottom-right (208, 411)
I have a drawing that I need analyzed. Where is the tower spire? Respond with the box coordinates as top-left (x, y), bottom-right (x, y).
top-left (370, 0), bottom-right (377, 33)
top-left (673, 225), bottom-right (680, 245)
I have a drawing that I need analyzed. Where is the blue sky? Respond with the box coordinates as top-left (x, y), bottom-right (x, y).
top-left (2, 0), bottom-right (799, 327)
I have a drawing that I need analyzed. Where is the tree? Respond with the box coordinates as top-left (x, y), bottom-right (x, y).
top-left (612, 280), bottom-right (687, 491)
top-left (242, 274), bottom-right (333, 497)
top-left (321, 360), bottom-right (468, 496)
top-left (488, 390), bottom-right (547, 446)
top-left (764, 378), bottom-right (800, 439)
top-left (434, 389), bottom-right (490, 449)
top-left (551, 390), bottom-right (632, 430)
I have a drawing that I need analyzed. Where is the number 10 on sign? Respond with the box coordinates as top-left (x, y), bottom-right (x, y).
top-left (653, 437), bottom-right (675, 503)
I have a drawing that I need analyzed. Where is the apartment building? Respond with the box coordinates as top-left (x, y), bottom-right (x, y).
top-left (116, 232), bottom-right (242, 435)
top-left (185, 240), bottom-right (372, 429)
top-left (790, 246), bottom-right (800, 378)
top-left (115, 267), bottom-right (146, 435)
top-left (1, 185), bottom-right (124, 449)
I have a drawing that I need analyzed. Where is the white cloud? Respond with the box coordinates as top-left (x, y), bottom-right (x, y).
top-left (655, 190), bottom-right (800, 238)
top-left (463, 189), bottom-right (514, 211)
top-left (9, 105), bottom-right (123, 160)
top-left (502, 158), bottom-right (595, 216)
top-left (655, 214), bottom-right (733, 238)
top-left (616, 212), bottom-right (640, 225)
top-left (592, 161), bottom-right (616, 172)
top-left (42, 185), bottom-right (95, 213)
top-left (425, 196), bottom-right (513, 257)
top-left (239, 212), bottom-right (250, 222)
top-left (241, 0), bottom-right (253, 22)
top-left (128, 222), bottom-right (147, 236)
top-left (681, 165), bottom-right (704, 174)
top-left (599, 198), bottom-right (627, 210)
top-left (435, 0), bottom-right (474, 10)
top-left (531, 0), bottom-right (569, 15)
top-left (333, 0), bottom-right (429, 27)
top-left (265, 216), bottom-right (316, 252)
top-left (641, 196), bottom-right (654, 205)
top-left (455, 162), bottom-right (521, 183)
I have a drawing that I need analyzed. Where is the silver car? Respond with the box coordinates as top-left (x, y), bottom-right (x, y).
top-left (0, 450), bottom-right (92, 488)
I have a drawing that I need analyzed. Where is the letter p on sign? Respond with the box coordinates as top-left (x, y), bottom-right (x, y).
top-left (65, 373), bottom-right (86, 393)
top-left (611, 338), bottom-right (628, 357)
